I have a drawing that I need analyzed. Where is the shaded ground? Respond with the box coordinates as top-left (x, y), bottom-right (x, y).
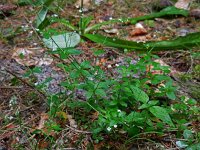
top-left (0, 0), bottom-right (200, 149)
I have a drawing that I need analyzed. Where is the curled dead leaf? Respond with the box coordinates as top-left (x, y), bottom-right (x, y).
top-left (190, 9), bottom-right (200, 19)
top-left (175, 0), bottom-right (191, 10)
top-left (130, 23), bottom-right (148, 36)
top-left (104, 28), bottom-right (119, 34)
top-left (12, 47), bottom-right (53, 66)
top-left (75, 0), bottom-right (91, 8)
top-left (68, 114), bottom-right (77, 128)
top-left (38, 113), bottom-right (49, 130)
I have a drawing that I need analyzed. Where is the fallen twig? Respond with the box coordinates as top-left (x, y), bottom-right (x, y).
top-left (5, 69), bottom-right (46, 98)
top-left (65, 124), bottom-right (92, 134)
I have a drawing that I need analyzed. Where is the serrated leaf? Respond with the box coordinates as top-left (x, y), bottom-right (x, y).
top-left (130, 86), bottom-right (149, 103)
top-left (43, 32), bottom-right (80, 50)
top-left (149, 106), bottom-right (174, 127)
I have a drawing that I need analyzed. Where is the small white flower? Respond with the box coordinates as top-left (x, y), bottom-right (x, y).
top-left (53, 14), bottom-right (58, 17)
top-left (88, 77), bottom-right (94, 81)
top-left (115, 64), bottom-right (119, 67)
top-left (6, 115), bottom-right (14, 120)
top-left (107, 64), bottom-right (112, 68)
top-left (109, 17), bottom-right (113, 20)
top-left (107, 127), bottom-right (111, 131)
top-left (114, 125), bottom-right (117, 128)
top-left (117, 109), bottom-right (121, 113)
top-left (94, 71), bottom-right (98, 75)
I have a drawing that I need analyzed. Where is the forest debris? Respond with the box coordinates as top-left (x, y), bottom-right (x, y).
top-left (37, 113), bottom-right (49, 130)
top-left (190, 9), bottom-right (200, 19)
top-left (130, 23), bottom-right (148, 36)
top-left (0, 4), bottom-right (17, 13)
top-left (104, 28), bottom-right (119, 34)
top-left (175, 0), bottom-right (191, 10)
top-left (12, 47), bottom-right (53, 66)
top-left (152, 0), bottom-right (173, 11)
top-left (68, 114), bottom-right (78, 128)
top-left (75, 0), bottom-right (91, 9)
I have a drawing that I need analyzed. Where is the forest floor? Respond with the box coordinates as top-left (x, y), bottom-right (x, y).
top-left (0, 0), bottom-right (200, 149)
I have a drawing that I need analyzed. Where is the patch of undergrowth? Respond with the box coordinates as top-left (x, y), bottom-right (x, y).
top-left (9, 0), bottom-right (199, 149)
top-left (26, 51), bottom-right (200, 149)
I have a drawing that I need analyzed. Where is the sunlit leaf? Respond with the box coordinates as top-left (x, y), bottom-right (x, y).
top-left (130, 86), bottom-right (149, 103)
top-left (149, 106), bottom-right (174, 127)
top-left (43, 32), bottom-right (80, 50)
top-left (84, 32), bottom-right (200, 51)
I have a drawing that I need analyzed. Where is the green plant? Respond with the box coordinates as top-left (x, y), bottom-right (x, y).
top-left (28, 0), bottom-right (200, 147)
top-left (176, 129), bottom-right (200, 150)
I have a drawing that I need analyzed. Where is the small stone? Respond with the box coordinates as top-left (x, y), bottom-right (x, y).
top-left (190, 9), bottom-right (200, 19)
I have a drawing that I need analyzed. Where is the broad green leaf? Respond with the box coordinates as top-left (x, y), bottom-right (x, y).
top-left (129, 6), bottom-right (188, 24)
top-left (36, 7), bottom-right (48, 27)
top-left (127, 126), bottom-right (140, 137)
top-left (145, 32), bottom-right (200, 50)
top-left (62, 48), bottom-right (82, 55)
top-left (183, 129), bottom-right (193, 139)
top-left (166, 92), bottom-right (176, 100)
top-left (93, 49), bottom-right (105, 56)
top-left (84, 34), bottom-right (144, 50)
top-left (149, 106), bottom-right (174, 127)
top-left (176, 141), bottom-right (188, 148)
top-left (79, 16), bottom-right (93, 33)
top-left (43, 32), bottom-right (80, 50)
top-left (95, 89), bottom-right (106, 97)
top-left (119, 101), bottom-right (127, 107)
top-left (85, 6), bottom-right (188, 33)
top-left (139, 100), bottom-right (159, 109)
top-left (36, 0), bottom-right (55, 28)
top-left (186, 143), bottom-right (200, 150)
top-left (130, 86), bottom-right (149, 103)
top-left (84, 32), bottom-right (200, 51)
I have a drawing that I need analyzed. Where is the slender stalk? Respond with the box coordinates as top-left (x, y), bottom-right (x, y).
top-left (80, 0), bottom-right (84, 34)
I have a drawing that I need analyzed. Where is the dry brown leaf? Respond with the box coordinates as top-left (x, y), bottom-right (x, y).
top-left (68, 114), bottom-right (77, 128)
top-left (75, 0), bottom-right (91, 8)
top-left (190, 9), bottom-right (200, 19)
top-left (38, 139), bottom-right (49, 149)
top-left (37, 113), bottom-right (49, 130)
top-left (12, 47), bottom-right (53, 66)
top-left (130, 23), bottom-right (148, 36)
top-left (175, 0), bottom-right (191, 10)
top-left (104, 28), bottom-right (119, 34)
top-left (0, 4), bottom-right (17, 13)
